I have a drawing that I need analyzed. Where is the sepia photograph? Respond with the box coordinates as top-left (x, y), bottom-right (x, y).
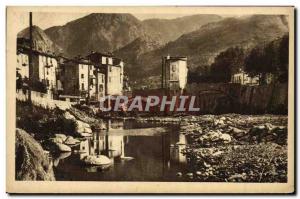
top-left (6, 6), bottom-right (294, 193)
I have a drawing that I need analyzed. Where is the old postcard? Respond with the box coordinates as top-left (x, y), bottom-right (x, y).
top-left (6, 6), bottom-right (294, 193)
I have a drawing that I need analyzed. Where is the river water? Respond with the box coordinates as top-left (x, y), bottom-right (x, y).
top-left (53, 119), bottom-right (194, 181)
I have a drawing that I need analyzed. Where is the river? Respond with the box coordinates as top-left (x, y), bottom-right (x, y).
top-left (53, 119), bottom-right (194, 181)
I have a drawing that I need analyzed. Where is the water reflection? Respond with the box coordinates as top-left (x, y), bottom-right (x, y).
top-left (54, 119), bottom-right (190, 181)
top-left (170, 133), bottom-right (188, 164)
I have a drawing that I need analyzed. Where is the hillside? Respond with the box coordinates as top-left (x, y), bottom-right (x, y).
top-left (45, 13), bottom-right (145, 57)
top-left (44, 13), bottom-right (223, 58)
top-left (126, 15), bottom-right (288, 87)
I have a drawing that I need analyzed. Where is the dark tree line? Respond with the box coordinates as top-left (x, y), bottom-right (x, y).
top-left (244, 34), bottom-right (289, 83)
top-left (189, 34), bottom-right (289, 83)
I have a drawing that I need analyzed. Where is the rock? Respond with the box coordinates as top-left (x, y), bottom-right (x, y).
top-left (220, 116), bottom-right (226, 121)
top-left (186, 173), bottom-right (193, 178)
top-left (84, 127), bottom-right (92, 134)
top-left (214, 119), bottom-right (225, 126)
top-left (220, 133), bottom-right (232, 143)
top-left (53, 152), bottom-right (71, 167)
top-left (64, 111), bottom-right (76, 120)
top-left (212, 151), bottom-right (223, 156)
top-left (49, 137), bottom-right (64, 144)
top-left (54, 134), bottom-right (67, 141)
top-left (204, 162), bottom-right (211, 168)
top-left (176, 172), bottom-right (183, 177)
top-left (64, 136), bottom-right (80, 145)
top-left (228, 173), bottom-right (247, 181)
top-left (230, 127), bottom-right (247, 138)
top-left (199, 130), bottom-right (231, 144)
top-left (196, 171), bottom-right (202, 176)
top-left (265, 123), bottom-right (275, 131)
top-left (76, 120), bottom-right (92, 136)
top-left (83, 155), bottom-right (111, 166)
top-left (56, 143), bottom-right (72, 152)
top-left (80, 133), bottom-right (93, 137)
top-left (15, 128), bottom-right (55, 181)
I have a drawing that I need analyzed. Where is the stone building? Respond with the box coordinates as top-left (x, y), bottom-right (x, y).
top-left (87, 52), bottom-right (124, 96)
top-left (16, 48), bottom-right (29, 79)
top-left (60, 57), bottom-right (105, 102)
top-left (231, 69), bottom-right (259, 85)
top-left (17, 38), bottom-right (59, 99)
top-left (161, 56), bottom-right (188, 91)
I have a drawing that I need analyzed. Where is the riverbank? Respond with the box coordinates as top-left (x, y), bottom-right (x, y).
top-left (15, 100), bottom-right (288, 182)
top-left (15, 100), bottom-right (106, 180)
top-left (173, 114), bottom-right (288, 182)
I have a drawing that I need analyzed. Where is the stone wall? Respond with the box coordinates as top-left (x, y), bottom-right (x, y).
top-left (16, 90), bottom-right (74, 110)
top-left (186, 83), bottom-right (288, 114)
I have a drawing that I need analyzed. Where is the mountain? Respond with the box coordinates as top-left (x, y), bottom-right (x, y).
top-left (141, 14), bottom-right (222, 44)
top-left (114, 14), bottom-right (223, 75)
top-left (44, 13), bottom-right (223, 58)
top-left (127, 15), bottom-right (289, 87)
top-left (17, 25), bottom-right (62, 53)
top-left (45, 13), bottom-right (145, 57)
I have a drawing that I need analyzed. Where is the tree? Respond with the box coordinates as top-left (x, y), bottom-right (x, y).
top-left (244, 46), bottom-right (264, 77)
top-left (210, 47), bottom-right (245, 82)
top-left (244, 35), bottom-right (289, 83)
top-left (278, 34), bottom-right (289, 82)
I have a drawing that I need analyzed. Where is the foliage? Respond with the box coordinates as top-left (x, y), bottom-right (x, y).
top-left (16, 101), bottom-right (77, 141)
top-left (30, 80), bottom-right (48, 93)
top-left (209, 47), bottom-right (245, 82)
top-left (244, 34), bottom-right (289, 83)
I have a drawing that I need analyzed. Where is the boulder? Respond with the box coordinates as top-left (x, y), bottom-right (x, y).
top-left (49, 137), bottom-right (64, 144)
top-left (64, 136), bottom-right (80, 145)
top-left (53, 152), bottom-right (71, 167)
top-left (64, 111), bottom-right (76, 120)
top-left (200, 130), bottom-right (232, 144)
top-left (56, 143), bottom-right (72, 152)
top-left (186, 173), bottom-right (193, 178)
top-left (76, 120), bottom-right (92, 135)
top-left (15, 128), bottom-right (55, 181)
top-left (80, 133), bottom-right (93, 137)
top-left (82, 155), bottom-right (111, 166)
top-left (230, 127), bottom-right (247, 138)
top-left (220, 133), bottom-right (232, 143)
top-left (176, 172), bottom-right (183, 177)
top-left (54, 134), bottom-right (67, 141)
top-left (214, 119), bottom-right (225, 126)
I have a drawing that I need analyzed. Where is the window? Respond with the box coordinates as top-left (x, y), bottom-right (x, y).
top-left (109, 77), bottom-right (111, 83)
top-left (81, 74), bottom-right (84, 78)
top-left (99, 85), bottom-right (103, 92)
top-left (102, 75), bottom-right (104, 83)
top-left (171, 64), bottom-right (176, 72)
top-left (109, 66), bottom-right (112, 72)
top-left (81, 83), bottom-right (84, 90)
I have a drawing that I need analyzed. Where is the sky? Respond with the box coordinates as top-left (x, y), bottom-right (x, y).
top-left (16, 12), bottom-right (240, 33)
top-left (17, 12), bottom-right (193, 31)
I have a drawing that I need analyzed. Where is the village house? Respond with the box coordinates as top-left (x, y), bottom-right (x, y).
top-left (231, 69), bottom-right (259, 85)
top-left (17, 38), bottom-right (60, 99)
top-left (87, 52), bottom-right (124, 96)
top-left (17, 47), bottom-right (29, 79)
top-left (59, 57), bottom-right (105, 103)
top-left (161, 56), bottom-right (188, 91)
